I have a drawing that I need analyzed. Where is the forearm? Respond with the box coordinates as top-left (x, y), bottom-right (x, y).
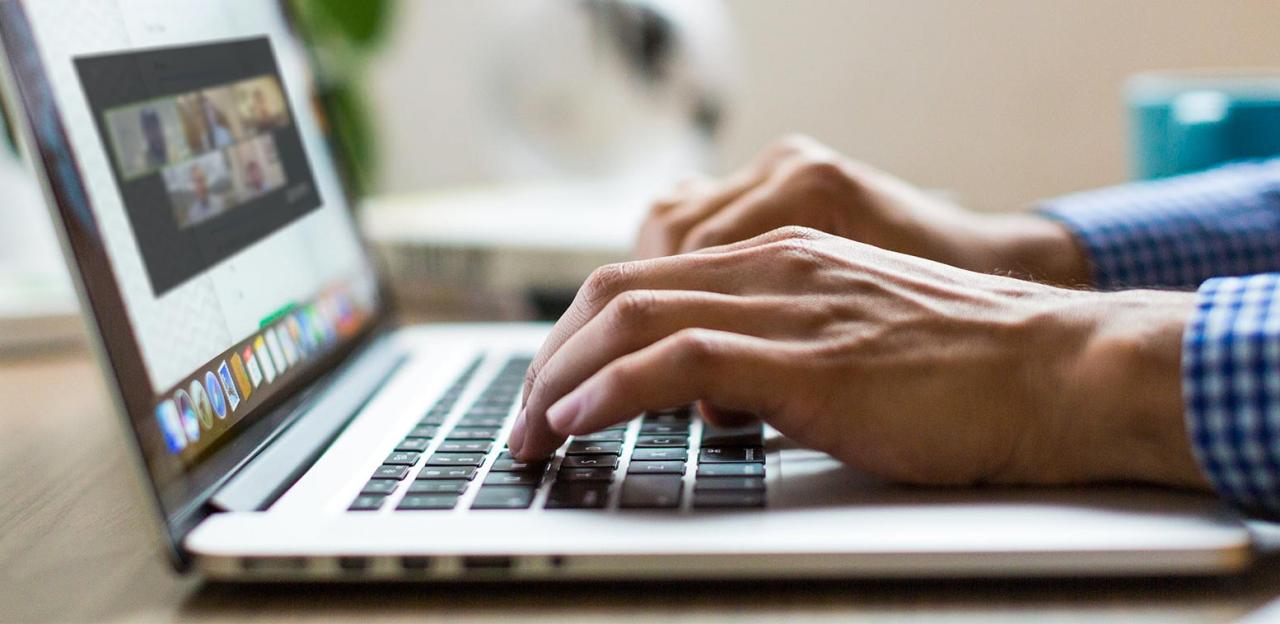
top-left (1037, 159), bottom-right (1280, 290)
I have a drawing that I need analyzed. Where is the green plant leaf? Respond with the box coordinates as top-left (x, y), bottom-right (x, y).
top-left (292, 0), bottom-right (394, 50)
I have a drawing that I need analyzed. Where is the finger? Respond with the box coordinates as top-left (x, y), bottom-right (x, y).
top-left (648, 173), bottom-right (714, 214)
top-left (543, 329), bottom-right (791, 436)
top-left (676, 177), bottom-right (792, 254)
top-left (638, 140), bottom-right (806, 259)
top-left (514, 253), bottom-right (760, 453)
top-left (692, 224), bottom-right (831, 256)
top-left (517, 291), bottom-right (810, 459)
top-left (636, 170), bottom-right (768, 259)
top-left (697, 402), bottom-right (759, 428)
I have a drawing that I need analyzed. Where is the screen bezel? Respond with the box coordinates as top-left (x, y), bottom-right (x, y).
top-left (0, 0), bottom-right (398, 568)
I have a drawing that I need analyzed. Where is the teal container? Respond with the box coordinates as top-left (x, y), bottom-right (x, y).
top-left (1127, 70), bottom-right (1280, 180)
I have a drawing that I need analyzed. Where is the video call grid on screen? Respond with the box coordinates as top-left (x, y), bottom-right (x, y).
top-left (75, 37), bottom-right (320, 296)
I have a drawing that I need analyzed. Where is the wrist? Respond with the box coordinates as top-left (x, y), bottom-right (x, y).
top-left (1036, 290), bottom-right (1209, 488)
top-left (979, 214), bottom-right (1093, 287)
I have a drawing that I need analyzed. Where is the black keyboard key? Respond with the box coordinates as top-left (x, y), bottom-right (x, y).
top-left (408, 479), bottom-right (469, 494)
top-left (620, 475), bottom-right (683, 508)
top-left (372, 465), bottom-right (411, 480)
top-left (425, 453), bottom-right (486, 466)
top-left (701, 422), bottom-right (765, 447)
top-left (693, 491), bottom-right (766, 509)
top-left (436, 441), bottom-right (493, 454)
top-left (406, 425), bottom-right (440, 439)
top-left (484, 471), bottom-right (543, 486)
top-left (643, 414), bottom-right (689, 426)
top-left (556, 467), bottom-right (615, 482)
top-left (546, 483), bottom-right (610, 509)
top-left (635, 436), bottom-right (688, 448)
top-left (561, 454), bottom-right (619, 470)
top-left (349, 494), bottom-right (387, 511)
top-left (360, 480), bottom-right (399, 495)
top-left (566, 441), bottom-right (623, 455)
top-left (627, 460), bottom-right (686, 475)
top-left (573, 430), bottom-right (625, 443)
top-left (694, 477), bottom-right (765, 492)
top-left (395, 438), bottom-right (431, 452)
top-left (397, 494), bottom-right (459, 510)
top-left (417, 466), bottom-right (478, 480)
top-left (471, 486), bottom-right (536, 509)
top-left (696, 463), bottom-right (765, 478)
top-left (699, 446), bottom-right (765, 464)
top-left (631, 448), bottom-right (688, 462)
top-left (491, 458), bottom-right (548, 473)
top-left (420, 414), bottom-right (449, 426)
top-left (384, 452), bottom-right (422, 466)
top-left (446, 428), bottom-right (499, 441)
top-left (640, 422), bottom-right (689, 435)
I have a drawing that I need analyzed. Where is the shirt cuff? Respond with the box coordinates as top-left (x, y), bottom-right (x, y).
top-left (1183, 273), bottom-right (1280, 517)
top-left (1037, 160), bottom-right (1280, 290)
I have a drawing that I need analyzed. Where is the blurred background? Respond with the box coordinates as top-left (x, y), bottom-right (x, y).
top-left (5, 0), bottom-right (1280, 345)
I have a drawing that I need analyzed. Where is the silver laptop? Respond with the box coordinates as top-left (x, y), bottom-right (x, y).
top-left (0, 0), bottom-right (1253, 581)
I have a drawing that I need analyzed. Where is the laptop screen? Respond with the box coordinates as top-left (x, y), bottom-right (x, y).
top-left (0, 0), bottom-right (384, 535)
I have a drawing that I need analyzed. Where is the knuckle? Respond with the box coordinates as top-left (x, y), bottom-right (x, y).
top-left (609, 290), bottom-right (660, 329)
top-left (670, 328), bottom-right (720, 367)
top-left (581, 262), bottom-right (634, 304)
top-left (768, 225), bottom-right (825, 242)
top-left (790, 157), bottom-right (847, 187)
top-left (759, 236), bottom-right (834, 276)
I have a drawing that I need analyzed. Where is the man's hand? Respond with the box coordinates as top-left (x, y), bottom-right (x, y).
top-left (636, 135), bottom-right (1092, 287)
top-left (510, 227), bottom-right (1208, 489)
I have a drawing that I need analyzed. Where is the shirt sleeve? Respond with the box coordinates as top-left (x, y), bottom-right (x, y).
top-left (1038, 160), bottom-right (1280, 290)
top-left (1184, 274), bottom-right (1280, 517)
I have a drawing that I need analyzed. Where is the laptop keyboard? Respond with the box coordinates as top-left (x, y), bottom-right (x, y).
top-left (349, 356), bottom-right (767, 512)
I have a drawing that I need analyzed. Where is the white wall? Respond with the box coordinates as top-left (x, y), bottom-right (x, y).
top-left (368, 0), bottom-right (1280, 212)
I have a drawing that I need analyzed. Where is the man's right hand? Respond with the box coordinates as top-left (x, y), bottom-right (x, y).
top-left (635, 135), bottom-right (1093, 287)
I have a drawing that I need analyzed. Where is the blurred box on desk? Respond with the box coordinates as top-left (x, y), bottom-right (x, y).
top-left (361, 180), bottom-right (649, 322)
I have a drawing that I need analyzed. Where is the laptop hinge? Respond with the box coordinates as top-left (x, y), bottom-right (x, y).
top-left (209, 337), bottom-right (409, 512)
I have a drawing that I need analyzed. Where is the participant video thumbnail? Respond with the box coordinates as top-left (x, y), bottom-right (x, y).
top-left (77, 38), bottom-right (321, 296)
top-left (104, 100), bottom-right (192, 180)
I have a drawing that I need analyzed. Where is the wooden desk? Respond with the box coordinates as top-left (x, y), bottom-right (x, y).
top-left (4, 350), bottom-right (1280, 623)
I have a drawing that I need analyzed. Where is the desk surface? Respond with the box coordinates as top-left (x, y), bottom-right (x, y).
top-left (4, 350), bottom-right (1280, 623)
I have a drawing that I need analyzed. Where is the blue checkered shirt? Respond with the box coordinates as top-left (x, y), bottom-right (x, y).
top-left (1040, 160), bottom-right (1280, 516)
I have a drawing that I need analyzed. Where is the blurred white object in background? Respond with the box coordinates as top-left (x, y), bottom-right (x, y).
top-left (369, 0), bottom-right (737, 194)
top-left (363, 0), bottom-right (739, 318)
top-left (0, 122), bottom-right (82, 353)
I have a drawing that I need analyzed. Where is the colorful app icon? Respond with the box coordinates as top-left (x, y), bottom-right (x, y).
top-left (288, 314), bottom-right (309, 355)
top-left (254, 336), bottom-right (276, 383)
top-left (205, 371), bottom-right (227, 419)
top-left (155, 399), bottom-right (185, 453)
top-left (218, 361), bottom-right (241, 411)
top-left (175, 389), bottom-right (200, 443)
top-left (230, 353), bottom-right (253, 399)
top-left (242, 346), bottom-right (263, 388)
top-left (264, 329), bottom-right (288, 373)
top-left (279, 324), bottom-right (300, 365)
top-left (307, 304), bottom-right (330, 345)
top-left (189, 379), bottom-right (215, 430)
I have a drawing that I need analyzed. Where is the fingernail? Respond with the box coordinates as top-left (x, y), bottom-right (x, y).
top-left (508, 410), bottom-right (527, 455)
top-left (546, 390), bottom-right (585, 433)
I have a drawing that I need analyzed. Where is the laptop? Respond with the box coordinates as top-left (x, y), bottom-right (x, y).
top-left (0, 0), bottom-right (1253, 581)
